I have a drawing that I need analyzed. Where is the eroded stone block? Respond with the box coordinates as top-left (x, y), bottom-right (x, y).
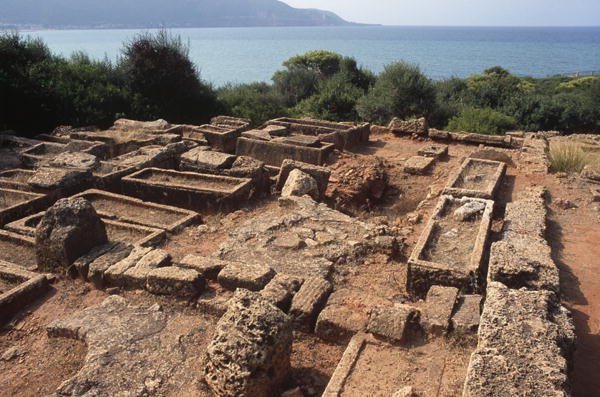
top-left (366, 304), bottom-right (420, 343)
top-left (178, 255), bottom-right (227, 280)
top-left (260, 273), bottom-right (303, 312)
top-left (289, 277), bottom-right (332, 332)
top-left (315, 304), bottom-right (367, 345)
top-left (217, 262), bottom-right (275, 291)
top-left (450, 294), bottom-right (482, 334)
top-left (146, 266), bottom-right (204, 298)
top-left (421, 285), bottom-right (458, 336)
top-left (417, 144), bottom-right (448, 159)
top-left (404, 156), bottom-right (435, 175)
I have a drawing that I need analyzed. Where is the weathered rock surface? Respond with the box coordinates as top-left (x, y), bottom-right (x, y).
top-left (388, 117), bottom-right (428, 136)
top-left (180, 148), bottom-right (236, 171)
top-left (281, 169), bottom-right (319, 200)
top-left (260, 273), bottom-right (303, 312)
top-left (450, 294), bottom-right (482, 334)
top-left (178, 254), bottom-right (227, 280)
top-left (463, 282), bottom-right (575, 397)
top-left (28, 167), bottom-right (92, 191)
top-left (36, 198), bottom-right (108, 272)
top-left (215, 196), bottom-right (399, 280)
top-left (48, 295), bottom-right (214, 397)
top-left (454, 199), bottom-right (486, 221)
top-left (205, 289), bottom-right (293, 397)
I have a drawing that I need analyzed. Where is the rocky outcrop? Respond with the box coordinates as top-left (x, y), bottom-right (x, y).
top-left (35, 198), bottom-right (107, 272)
top-left (205, 289), bottom-right (293, 397)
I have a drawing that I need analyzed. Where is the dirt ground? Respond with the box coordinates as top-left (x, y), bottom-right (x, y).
top-left (1, 132), bottom-right (599, 396)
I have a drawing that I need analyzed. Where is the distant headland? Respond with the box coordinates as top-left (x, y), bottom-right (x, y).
top-left (0, 0), bottom-right (359, 29)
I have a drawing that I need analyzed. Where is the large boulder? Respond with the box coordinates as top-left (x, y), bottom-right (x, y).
top-left (281, 169), bottom-right (319, 200)
top-left (205, 289), bottom-right (293, 397)
top-left (388, 117), bottom-right (428, 136)
top-left (35, 197), bottom-right (108, 272)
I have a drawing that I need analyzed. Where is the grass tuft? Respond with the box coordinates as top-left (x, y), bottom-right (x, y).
top-left (548, 142), bottom-right (591, 174)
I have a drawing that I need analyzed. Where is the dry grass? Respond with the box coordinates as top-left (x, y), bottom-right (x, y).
top-left (548, 142), bottom-right (593, 173)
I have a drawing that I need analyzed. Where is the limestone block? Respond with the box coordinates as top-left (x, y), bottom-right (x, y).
top-left (366, 304), bottom-right (420, 343)
top-left (289, 277), bottom-right (332, 332)
top-left (217, 262), bottom-right (275, 291)
top-left (421, 285), bottom-right (458, 336)
top-left (146, 266), bottom-right (204, 298)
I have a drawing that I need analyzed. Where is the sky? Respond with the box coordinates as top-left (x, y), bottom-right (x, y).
top-left (282, 0), bottom-right (600, 27)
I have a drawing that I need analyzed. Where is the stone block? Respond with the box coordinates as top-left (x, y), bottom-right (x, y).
top-left (289, 277), bottom-right (332, 332)
top-left (450, 295), bottom-right (482, 334)
top-left (417, 144), bottom-right (448, 159)
top-left (404, 156), bottom-right (435, 175)
top-left (421, 285), bottom-right (458, 336)
top-left (205, 289), bottom-right (293, 397)
top-left (180, 147), bottom-right (236, 171)
top-left (86, 243), bottom-right (133, 289)
top-left (103, 246), bottom-right (153, 287)
top-left (274, 135), bottom-right (320, 147)
top-left (146, 266), bottom-right (204, 298)
top-left (388, 117), bottom-right (428, 136)
top-left (196, 286), bottom-right (233, 317)
top-left (315, 304), bottom-right (367, 345)
top-left (366, 304), bottom-right (420, 343)
top-left (260, 273), bottom-right (303, 312)
top-left (241, 129), bottom-right (273, 141)
top-left (281, 169), bottom-right (319, 200)
top-left (49, 151), bottom-right (99, 171)
top-left (178, 255), bottom-right (227, 280)
top-left (217, 262), bottom-right (275, 291)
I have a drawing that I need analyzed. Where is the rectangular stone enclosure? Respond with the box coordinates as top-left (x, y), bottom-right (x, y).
top-left (264, 118), bottom-right (370, 150)
top-left (444, 158), bottom-right (506, 199)
top-left (408, 195), bottom-right (494, 297)
top-left (73, 189), bottom-right (199, 232)
top-left (236, 137), bottom-right (335, 167)
top-left (5, 211), bottom-right (165, 247)
top-left (122, 168), bottom-right (253, 212)
top-left (0, 169), bottom-right (36, 191)
top-left (0, 230), bottom-right (37, 271)
top-left (0, 187), bottom-right (48, 226)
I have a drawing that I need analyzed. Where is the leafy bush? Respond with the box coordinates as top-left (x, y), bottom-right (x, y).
top-left (120, 29), bottom-right (219, 124)
top-left (548, 142), bottom-right (591, 173)
top-left (292, 74), bottom-right (364, 121)
top-left (218, 82), bottom-right (286, 125)
top-left (356, 62), bottom-right (436, 125)
top-left (446, 107), bottom-right (517, 135)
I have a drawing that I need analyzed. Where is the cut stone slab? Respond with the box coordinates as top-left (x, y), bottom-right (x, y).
top-left (217, 262), bottom-right (275, 291)
top-left (49, 151), bottom-right (99, 171)
top-left (47, 295), bottom-right (215, 397)
top-left (274, 135), bottom-right (321, 147)
top-left (276, 159), bottom-right (331, 198)
top-left (417, 144), bottom-right (448, 159)
top-left (450, 295), bottom-right (482, 334)
top-left (289, 277), bottom-right (332, 333)
top-left (260, 273), bottom-right (303, 312)
top-left (462, 282), bottom-right (575, 397)
top-left (315, 304), bottom-right (367, 345)
top-left (35, 197), bottom-right (108, 273)
top-left (28, 167), bottom-right (91, 191)
top-left (181, 148), bottom-right (236, 170)
top-left (421, 285), bottom-right (459, 336)
top-left (454, 199), bottom-right (487, 221)
top-left (404, 156), bottom-right (435, 175)
top-left (281, 169), bottom-right (319, 200)
top-left (366, 304), bottom-right (420, 344)
top-left (70, 242), bottom-right (122, 280)
top-left (205, 289), bottom-right (293, 397)
top-left (488, 239), bottom-right (559, 293)
top-left (178, 255), bottom-right (227, 280)
top-left (103, 246), bottom-right (152, 287)
top-left (241, 129), bottom-right (272, 141)
top-left (87, 242), bottom-right (133, 289)
top-left (146, 266), bottom-right (204, 298)
top-left (121, 249), bottom-right (171, 289)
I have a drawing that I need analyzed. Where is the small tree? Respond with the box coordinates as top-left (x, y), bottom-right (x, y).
top-left (356, 62), bottom-right (436, 125)
top-left (218, 82), bottom-right (286, 125)
top-left (119, 29), bottom-right (218, 124)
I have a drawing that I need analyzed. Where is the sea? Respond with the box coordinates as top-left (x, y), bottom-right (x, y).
top-left (23, 26), bottom-right (600, 87)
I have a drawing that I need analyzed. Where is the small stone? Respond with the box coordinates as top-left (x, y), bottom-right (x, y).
top-left (554, 198), bottom-right (578, 209)
top-left (454, 199), bottom-right (486, 221)
top-left (273, 234), bottom-right (304, 250)
top-left (392, 386), bottom-right (414, 397)
top-left (1, 346), bottom-right (27, 361)
top-left (406, 212), bottom-right (422, 225)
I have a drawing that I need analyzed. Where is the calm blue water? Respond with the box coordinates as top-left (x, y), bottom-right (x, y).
top-left (23, 26), bottom-right (600, 87)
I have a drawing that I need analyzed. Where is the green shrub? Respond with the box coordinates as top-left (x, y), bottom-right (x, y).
top-left (548, 142), bottom-right (591, 173)
top-left (292, 74), bottom-right (364, 121)
top-left (120, 29), bottom-right (219, 124)
top-left (446, 107), bottom-right (517, 135)
top-left (218, 82), bottom-right (286, 125)
top-left (356, 62), bottom-right (436, 125)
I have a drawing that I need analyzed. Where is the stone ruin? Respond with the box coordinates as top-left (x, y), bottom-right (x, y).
top-left (0, 115), bottom-right (584, 397)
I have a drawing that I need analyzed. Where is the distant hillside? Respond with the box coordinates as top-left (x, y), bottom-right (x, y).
top-left (0, 0), bottom-right (355, 29)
